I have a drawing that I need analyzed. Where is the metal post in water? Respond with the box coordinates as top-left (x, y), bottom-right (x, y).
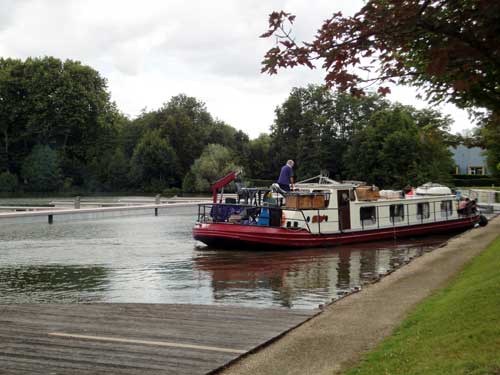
top-left (155, 194), bottom-right (161, 216)
top-left (48, 215), bottom-right (53, 224)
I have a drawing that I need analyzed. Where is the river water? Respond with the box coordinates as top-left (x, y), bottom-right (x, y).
top-left (0, 205), bottom-right (452, 309)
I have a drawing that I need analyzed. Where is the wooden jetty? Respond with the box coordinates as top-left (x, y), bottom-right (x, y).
top-left (0, 303), bottom-right (317, 374)
top-left (0, 201), bottom-right (208, 225)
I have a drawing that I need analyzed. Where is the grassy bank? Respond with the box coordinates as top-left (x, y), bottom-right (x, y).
top-left (344, 236), bottom-right (500, 375)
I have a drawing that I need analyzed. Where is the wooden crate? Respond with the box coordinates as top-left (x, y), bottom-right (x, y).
top-left (312, 194), bottom-right (326, 209)
top-left (286, 194), bottom-right (325, 209)
top-left (284, 194), bottom-right (298, 209)
top-left (286, 194), bottom-right (309, 209)
top-left (356, 186), bottom-right (380, 201)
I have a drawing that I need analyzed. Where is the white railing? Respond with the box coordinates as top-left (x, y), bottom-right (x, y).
top-left (468, 189), bottom-right (500, 205)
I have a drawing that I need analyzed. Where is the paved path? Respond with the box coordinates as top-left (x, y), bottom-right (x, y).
top-left (219, 216), bottom-right (500, 375)
top-left (0, 304), bottom-right (316, 374)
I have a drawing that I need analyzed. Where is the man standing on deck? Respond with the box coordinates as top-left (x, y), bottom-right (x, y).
top-left (277, 160), bottom-right (295, 192)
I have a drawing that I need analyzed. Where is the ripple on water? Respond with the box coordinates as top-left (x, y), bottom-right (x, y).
top-left (0, 210), bottom-right (452, 308)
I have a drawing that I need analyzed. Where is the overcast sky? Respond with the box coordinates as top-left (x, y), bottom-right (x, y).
top-left (0, 0), bottom-right (473, 138)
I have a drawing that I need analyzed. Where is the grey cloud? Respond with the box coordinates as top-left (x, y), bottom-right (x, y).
top-left (0, 0), bottom-right (24, 32)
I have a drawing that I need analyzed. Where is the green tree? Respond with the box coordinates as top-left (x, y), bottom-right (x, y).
top-left (21, 145), bottom-right (62, 192)
top-left (155, 95), bottom-right (213, 176)
top-left (0, 171), bottom-right (18, 192)
top-left (271, 85), bottom-right (387, 179)
top-left (128, 94), bottom-right (253, 188)
top-left (0, 58), bottom-right (28, 174)
top-left (271, 89), bottom-right (303, 168)
top-left (130, 129), bottom-right (179, 191)
top-left (184, 144), bottom-right (241, 193)
top-left (418, 127), bottom-right (455, 184)
top-left (182, 171), bottom-right (197, 194)
top-left (482, 114), bottom-right (500, 178)
top-left (84, 112), bottom-right (128, 191)
top-left (205, 120), bottom-right (240, 149)
top-left (0, 57), bottom-right (120, 187)
top-left (122, 111), bottom-right (151, 158)
top-left (248, 134), bottom-right (274, 180)
top-left (345, 106), bottom-right (453, 188)
top-left (205, 120), bottom-right (251, 169)
top-left (106, 148), bottom-right (130, 191)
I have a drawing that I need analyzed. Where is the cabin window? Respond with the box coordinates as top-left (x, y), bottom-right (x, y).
top-left (390, 204), bottom-right (405, 223)
top-left (360, 206), bottom-right (377, 226)
top-left (440, 200), bottom-right (453, 218)
top-left (417, 202), bottom-right (430, 220)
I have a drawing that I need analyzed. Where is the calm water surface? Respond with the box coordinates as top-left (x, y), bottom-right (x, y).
top-left (0, 206), bottom-right (452, 309)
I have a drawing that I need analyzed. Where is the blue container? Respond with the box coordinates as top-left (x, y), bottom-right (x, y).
top-left (257, 208), bottom-right (270, 226)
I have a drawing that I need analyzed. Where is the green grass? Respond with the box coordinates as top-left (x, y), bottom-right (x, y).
top-left (344, 236), bottom-right (500, 375)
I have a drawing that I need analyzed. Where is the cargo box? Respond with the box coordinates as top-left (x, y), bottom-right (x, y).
top-left (379, 190), bottom-right (402, 199)
top-left (356, 186), bottom-right (380, 201)
top-left (312, 194), bottom-right (327, 209)
top-left (286, 193), bottom-right (326, 209)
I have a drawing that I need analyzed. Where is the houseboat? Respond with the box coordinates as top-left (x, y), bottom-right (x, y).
top-left (192, 172), bottom-right (484, 248)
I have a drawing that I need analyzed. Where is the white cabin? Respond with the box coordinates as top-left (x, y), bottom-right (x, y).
top-left (280, 178), bottom-right (458, 235)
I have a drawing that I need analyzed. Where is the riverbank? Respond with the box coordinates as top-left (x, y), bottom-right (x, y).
top-left (344, 234), bottom-right (500, 374)
top-left (218, 216), bottom-right (500, 375)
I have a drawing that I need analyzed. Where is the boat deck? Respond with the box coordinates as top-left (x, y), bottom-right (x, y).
top-left (0, 303), bottom-right (317, 374)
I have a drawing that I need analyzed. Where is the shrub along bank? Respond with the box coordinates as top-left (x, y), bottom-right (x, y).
top-left (452, 174), bottom-right (500, 187)
top-left (344, 236), bottom-right (500, 375)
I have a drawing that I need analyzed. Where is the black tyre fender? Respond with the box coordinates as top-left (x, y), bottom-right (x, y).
top-left (479, 215), bottom-right (488, 227)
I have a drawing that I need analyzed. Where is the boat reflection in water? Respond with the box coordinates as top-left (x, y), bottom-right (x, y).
top-left (194, 235), bottom-right (450, 309)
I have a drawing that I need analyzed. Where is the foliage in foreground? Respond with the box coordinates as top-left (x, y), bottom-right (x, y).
top-left (261, 1), bottom-right (500, 114)
top-left (261, 1), bottom-right (500, 175)
top-left (344, 236), bottom-right (500, 375)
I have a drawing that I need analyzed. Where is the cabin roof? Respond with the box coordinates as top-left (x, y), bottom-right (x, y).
top-left (295, 183), bottom-right (357, 190)
top-left (353, 194), bottom-right (456, 204)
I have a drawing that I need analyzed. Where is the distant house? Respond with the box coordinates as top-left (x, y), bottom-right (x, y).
top-left (449, 144), bottom-right (489, 175)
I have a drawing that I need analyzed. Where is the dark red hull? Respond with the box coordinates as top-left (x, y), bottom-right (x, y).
top-left (193, 216), bottom-right (479, 248)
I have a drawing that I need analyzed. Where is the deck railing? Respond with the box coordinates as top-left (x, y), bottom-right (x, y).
top-left (197, 203), bottom-right (325, 233)
top-left (197, 201), bottom-right (477, 235)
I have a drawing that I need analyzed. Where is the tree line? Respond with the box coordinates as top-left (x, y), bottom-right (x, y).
top-left (0, 57), bottom-right (494, 194)
top-left (270, 85), bottom-right (458, 188)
